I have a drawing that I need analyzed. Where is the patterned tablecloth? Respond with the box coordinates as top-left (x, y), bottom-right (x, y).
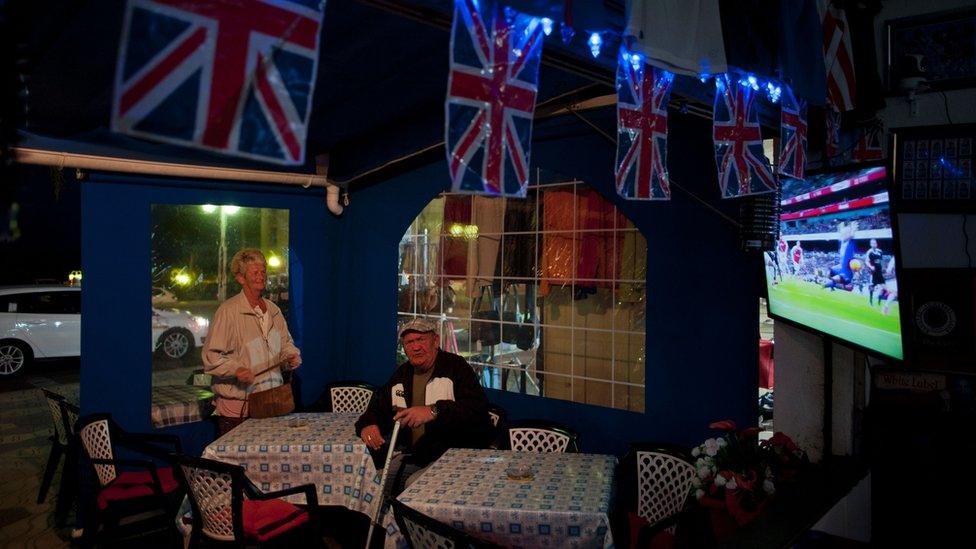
top-left (150, 385), bottom-right (214, 428)
top-left (202, 412), bottom-right (382, 517)
top-left (384, 449), bottom-right (617, 548)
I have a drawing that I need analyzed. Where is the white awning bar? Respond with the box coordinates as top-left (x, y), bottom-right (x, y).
top-left (13, 146), bottom-right (328, 188)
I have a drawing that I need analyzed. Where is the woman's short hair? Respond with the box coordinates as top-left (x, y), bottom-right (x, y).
top-left (230, 248), bottom-right (266, 277)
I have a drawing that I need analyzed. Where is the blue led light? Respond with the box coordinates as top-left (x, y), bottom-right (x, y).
top-left (747, 75), bottom-right (759, 90)
top-left (629, 52), bottom-right (644, 71)
top-left (541, 17), bottom-right (553, 36)
top-left (588, 32), bottom-right (602, 58)
top-left (699, 72), bottom-right (710, 83)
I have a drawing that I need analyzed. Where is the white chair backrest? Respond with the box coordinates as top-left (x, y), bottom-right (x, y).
top-left (636, 450), bottom-right (696, 528)
top-left (79, 419), bottom-right (116, 486)
top-left (182, 464), bottom-right (235, 542)
top-left (509, 427), bottom-right (570, 453)
top-left (330, 386), bottom-right (373, 413)
top-left (400, 509), bottom-right (455, 549)
top-left (44, 393), bottom-right (68, 445)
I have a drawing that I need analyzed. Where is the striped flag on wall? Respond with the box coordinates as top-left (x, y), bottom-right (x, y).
top-left (821, 1), bottom-right (856, 112)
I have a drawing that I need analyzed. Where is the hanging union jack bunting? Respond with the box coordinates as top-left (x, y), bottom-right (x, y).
top-left (111, 0), bottom-right (325, 165)
top-left (446, 0), bottom-right (544, 197)
top-left (713, 75), bottom-right (777, 198)
top-left (852, 123), bottom-right (884, 162)
top-left (777, 86), bottom-right (807, 180)
top-left (615, 49), bottom-right (674, 200)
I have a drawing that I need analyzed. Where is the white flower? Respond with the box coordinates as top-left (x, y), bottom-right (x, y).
top-left (714, 474), bottom-right (727, 487)
top-left (691, 476), bottom-right (702, 488)
top-left (697, 464), bottom-right (712, 479)
top-left (695, 488), bottom-right (705, 500)
top-left (704, 438), bottom-right (719, 457)
top-left (763, 479), bottom-right (776, 495)
top-left (691, 447), bottom-right (700, 457)
top-left (725, 477), bottom-right (737, 490)
top-left (716, 437), bottom-right (728, 448)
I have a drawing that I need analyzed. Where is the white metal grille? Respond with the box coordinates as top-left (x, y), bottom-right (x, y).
top-left (79, 419), bottom-right (116, 486)
top-left (509, 427), bottom-right (570, 453)
top-left (44, 394), bottom-right (67, 445)
top-left (182, 464), bottom-right (235, 541)
top-left (330, 386), bottom-right (373, 413)
top-left (636, 450), bottom-right (696, 528)
top-left (401, 512), bottom-right (456, 549)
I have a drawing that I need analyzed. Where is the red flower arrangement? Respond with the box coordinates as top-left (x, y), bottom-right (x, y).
top-left (690, 421), bottom-right (807, 531)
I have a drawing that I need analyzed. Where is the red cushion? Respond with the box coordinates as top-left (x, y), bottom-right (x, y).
top-left (97, 467), bottom-right (179, 510)
top-left (242, 499), bottom-right (308, 542)
top-left (628, 511), bottom-right (676, 549)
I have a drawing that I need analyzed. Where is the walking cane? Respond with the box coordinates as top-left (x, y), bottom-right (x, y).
top-left (365, 420), bottom-right (401, 549)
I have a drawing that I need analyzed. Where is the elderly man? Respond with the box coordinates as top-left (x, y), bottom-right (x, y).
top-left (203, 248), bottom-right (301, 436)
top-left (356, 318), bottom-right (491, 483)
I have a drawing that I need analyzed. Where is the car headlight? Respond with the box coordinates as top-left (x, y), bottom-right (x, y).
top-left (194, 316), bottom-right (209, 328)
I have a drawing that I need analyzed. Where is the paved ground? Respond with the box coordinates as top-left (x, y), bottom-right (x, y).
top-left (0, 359), bottom-right (80, 548)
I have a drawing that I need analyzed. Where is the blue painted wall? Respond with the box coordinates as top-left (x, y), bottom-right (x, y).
top-left (80, 173), bottom-right (336, 456)
top-left (79, 113), bottom-right (758, 458)
top-left (339, 113), bottom-right (759, 456)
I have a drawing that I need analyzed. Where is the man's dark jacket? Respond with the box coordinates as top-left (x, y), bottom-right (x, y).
top-left (355, 350), bottom-right (492, 466)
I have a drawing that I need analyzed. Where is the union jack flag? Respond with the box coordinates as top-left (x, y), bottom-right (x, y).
top-left (615, 50), bottom-right (674, 200)
top-left (111, 0), bottom-right (325, 165)
top-left (822, 1), bottom-right (856, 112)
top-left (852, 122), bottom-right (884, 162)
top-left (446, 0), bottom-right (543, 197)
top-left (713, 75), bottom-right (776, 198)
top-left (777, 86), bottom-right (807, 180)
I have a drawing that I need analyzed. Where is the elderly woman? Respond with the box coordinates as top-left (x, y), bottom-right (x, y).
top-left (203, 248), bottom-right (301, 435)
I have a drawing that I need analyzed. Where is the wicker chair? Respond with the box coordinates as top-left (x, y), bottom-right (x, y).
top-left (507, 419), bottom-right (580, 453)
top-left (391, 498), bottom-right (500, 549)
top-left (76, 413), bottom-right (184, 545)
top-left (38, 389), bottom-right (73, 503)
top-left (617, 443), bottom-right (697, 548)
top-left (173, 454), bottom-right (319, 547)
top-left (38, 389), bottom-right (80, 525)
top-left (310, 380), bottom-right (376, 413)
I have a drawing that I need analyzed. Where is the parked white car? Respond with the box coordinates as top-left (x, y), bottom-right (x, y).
top-left (152, 307), bottom-right (209, 361)
top-left (0, 285), bottom-right (209, 376)
top-left (1, 285), bottom-right (80, 376)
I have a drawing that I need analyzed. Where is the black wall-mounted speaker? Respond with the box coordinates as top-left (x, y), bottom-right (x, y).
top-left (901, 269), bottom-right (976, 370)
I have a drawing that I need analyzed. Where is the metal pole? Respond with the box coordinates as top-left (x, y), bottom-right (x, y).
top-left (218, 212), bottom-right (228, 302)
top-left (365, 420), bottom-right (401, 549)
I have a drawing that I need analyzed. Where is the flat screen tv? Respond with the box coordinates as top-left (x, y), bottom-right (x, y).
top-left (764, 164), bottom-right (903, 360)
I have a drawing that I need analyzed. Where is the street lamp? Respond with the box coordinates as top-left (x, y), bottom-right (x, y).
top-left (201, 204), bottom-right (239, 301)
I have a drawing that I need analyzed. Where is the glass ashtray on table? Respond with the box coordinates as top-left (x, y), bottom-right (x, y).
top-left (505, 464), bottom-right (534, 481)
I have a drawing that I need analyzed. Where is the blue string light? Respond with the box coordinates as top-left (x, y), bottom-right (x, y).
top-left (588, 32), bottom-right (602, 58)
top-left (560, 22), bottom-right (575, 45)
top-left (540, 17), bottom-right (553, 36)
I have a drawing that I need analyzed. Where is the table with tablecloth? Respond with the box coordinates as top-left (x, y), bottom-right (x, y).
top-left (383, 448), bottom-right (616, 548)
top-left (150, 385), bottom-right (214, 428)
top-left (202, 412), bottom-right (383, 517)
